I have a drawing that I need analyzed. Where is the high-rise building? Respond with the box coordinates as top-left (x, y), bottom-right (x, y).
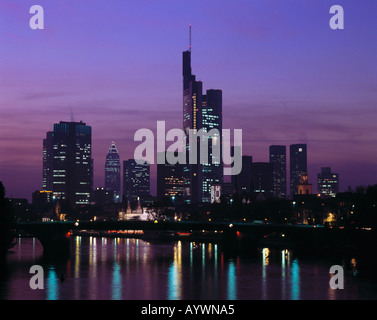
top-left (157, 152), bottom-right (184, 201)
top-left (123, 159), bottom-right (150, 203)
top-left (269, 145), bottom-right (286, 199)
top-left (251, 162), bottom-right (274, 199)
top-left (182, 45), bottom-right (201, 205)
top-left (317, 167), bottom-right (339, 198)
top-left (104, 141), bottom-right (121, 202)
top-left (43, 121), bottom-right (93, 206)
top-left (290, 144), bottom-right (307, 197)
top-left (231, 147), bottom-right (253, 197)
top-left (182, 28), bottom-right (223, 204)
top-left (200, 89), bottom-right (223, 203)
top-left (42, 131), bottom-right (53, 191)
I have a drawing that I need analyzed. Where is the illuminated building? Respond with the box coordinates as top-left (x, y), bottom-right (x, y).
top-left (269, 145), bottom-right (286, 199)
top-left (182, 44), bottom-right (201, 205)
top-left (157, 152), bottom-right (184, 200)
top-left (43, 131), bottom-right (53, 191)
top-left (182, 27), bottom-right (223, 204)
top-left (317, 167), bottom-right (339, 198)
top-left (200, 89), bottom-right (223, 203)
top-left (104, 141), bottom-right (121, 203)
top-left (211, 184), bottom-right (222, 204)
top-left (297, 173), bottom-right (312, 195)
top-left (43, 121), bottom-right (93, 206)
top-left (290, 144), bottom-right (307, 196)
top-left (123, 159), bottom-right (150, 203)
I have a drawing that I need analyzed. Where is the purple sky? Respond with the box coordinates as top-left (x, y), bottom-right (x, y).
top-left (1, 0), bottom-right (377, 200)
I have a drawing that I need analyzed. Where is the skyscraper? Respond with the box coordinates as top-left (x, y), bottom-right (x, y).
top-left (157, 152), bottom-right (184, 201)
top-left (182, 28), bottom-right (223, 204)
top-left (43, 121), bottom-right (93, 206)
top-left (231, 147), bottom-right (253, 197)
top-left (200, 89), bottom-right (223, 203)
top-left (104, 141), bottom-right (121, 202)
top-left (182, 45), bottom-right (202, 205)
top-left (123, 159), bottom-right (150, 203)
top-left (317, 167), bottom-right (339, 198)
top-left (42, 131), bottom-right (53, 192)
top-left (290, 144), bottom-right (307, 197)
top-left (269, 145), bottom-right (286, 199)
top-left (251, 162), bottom-right (274, 199)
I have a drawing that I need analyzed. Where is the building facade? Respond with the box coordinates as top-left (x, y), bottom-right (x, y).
top-left (43, 121), bottom-right (93, 206)
top-left (290, 144), bottom-right (307, 197)
top-left (251, 162), bottom-right (274, 199)
top-left (123, 159), bottom-right (150, 203)
top-left (182, 37), bottom-right (223, 204)
top-left (231, 151), bottom-right (253, 197)
top-left (105, 141), bottom-right (121, 203)
top-left (317, 167), bottom-right (339, 198)
top-left (157, 152), bottom-right (184, 201)
top-left (269, 145), bottom-right (286, 199)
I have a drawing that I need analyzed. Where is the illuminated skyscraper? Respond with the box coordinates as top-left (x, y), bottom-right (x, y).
top-left (123, 159), bottom-right (150, 203)
top-left (43, 121), bottom-right (93, 206)
top-left (317, 167), bottom-right (339, 198)
top-left (182, 45), bottom-right (201, 205)
top-left (200, 89), bottom-right (223, 203)
top-left (42, 131), bottom-right (53, 191)
top-left (290, 144), bottom-right (307, 196)
top-left (182, 28), bottom-right (223, 204)
top-left (157, 152), bottom-right (184, 201)
top-left (269, 145), bottom-right (286, 199)
top-left (105, 141), bottom-right (121, 203)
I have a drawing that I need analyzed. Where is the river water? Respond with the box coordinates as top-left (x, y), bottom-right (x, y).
top-left (0, 236), bottom-right (376, 300)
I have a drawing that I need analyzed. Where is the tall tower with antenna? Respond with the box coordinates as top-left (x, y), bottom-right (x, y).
top-left (181, 25), bottom-right (223, 205)
top-left (189, 24), bottom-right (192, 52)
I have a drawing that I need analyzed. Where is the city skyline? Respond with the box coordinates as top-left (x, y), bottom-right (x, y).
top-left (1, 0), bottom-right (377, 201)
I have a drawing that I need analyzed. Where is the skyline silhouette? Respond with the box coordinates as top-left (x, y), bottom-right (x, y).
top-left (1, 0), bottom-right (377, 200)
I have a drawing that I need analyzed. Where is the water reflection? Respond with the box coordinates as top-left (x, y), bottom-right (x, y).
top-left (227, 260), bottom-right (237, 300)
top-left (291, 259), bottom-right (300, 300)
top-left (168, 241), bottom-right (182, 300)
top-left (2, 237), bottom-right (377, 300)
top-left (46, 266), bottom-right (58, 300)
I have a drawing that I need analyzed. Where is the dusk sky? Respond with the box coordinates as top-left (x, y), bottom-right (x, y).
top-left (1, 0), bottom-right (376, 200)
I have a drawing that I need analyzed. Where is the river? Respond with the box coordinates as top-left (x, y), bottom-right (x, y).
top-left (0, 236), bottom-right (376, 300)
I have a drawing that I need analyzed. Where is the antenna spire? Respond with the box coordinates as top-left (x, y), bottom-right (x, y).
top-left (189, 24), bottom-right (191, 52)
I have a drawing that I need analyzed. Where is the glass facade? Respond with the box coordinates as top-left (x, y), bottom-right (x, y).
top-left (105, 141), bottom-right (121, 203)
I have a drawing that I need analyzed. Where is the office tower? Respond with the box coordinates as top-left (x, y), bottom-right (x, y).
top-left (123, 159), bottom-right (150, 203)
top-left (200, 89), bottom-right (223, 203)
top-left (269, 145), bottom-right (286, 199)
top-left (157, 152), bottom-right (184, 200)
top-left (43, 121), bottom-right (93, 206)
top-left (104, 141), bottom-right (121, 202)
top-left (182, 28), bottom-right (223, 204)
top-left (182, 44), bottom-right (201, 205)
top-left (317, 167), bottom-right (339, 198)
top-left (290, 144), bottom-right (307, 196)
top-left (42, 131), bottom-right (53, 191)
top-left (231, 148), bottom-right (253, 196)
top-left (251, 162), bottom-right (274, 199)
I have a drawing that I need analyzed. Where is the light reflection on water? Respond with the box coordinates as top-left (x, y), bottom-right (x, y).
top-left (1, 236), bottom-right (377, 300)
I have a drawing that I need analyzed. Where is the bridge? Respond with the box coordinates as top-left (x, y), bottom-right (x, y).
top-left (15, 220), bottom-right (375, 257)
